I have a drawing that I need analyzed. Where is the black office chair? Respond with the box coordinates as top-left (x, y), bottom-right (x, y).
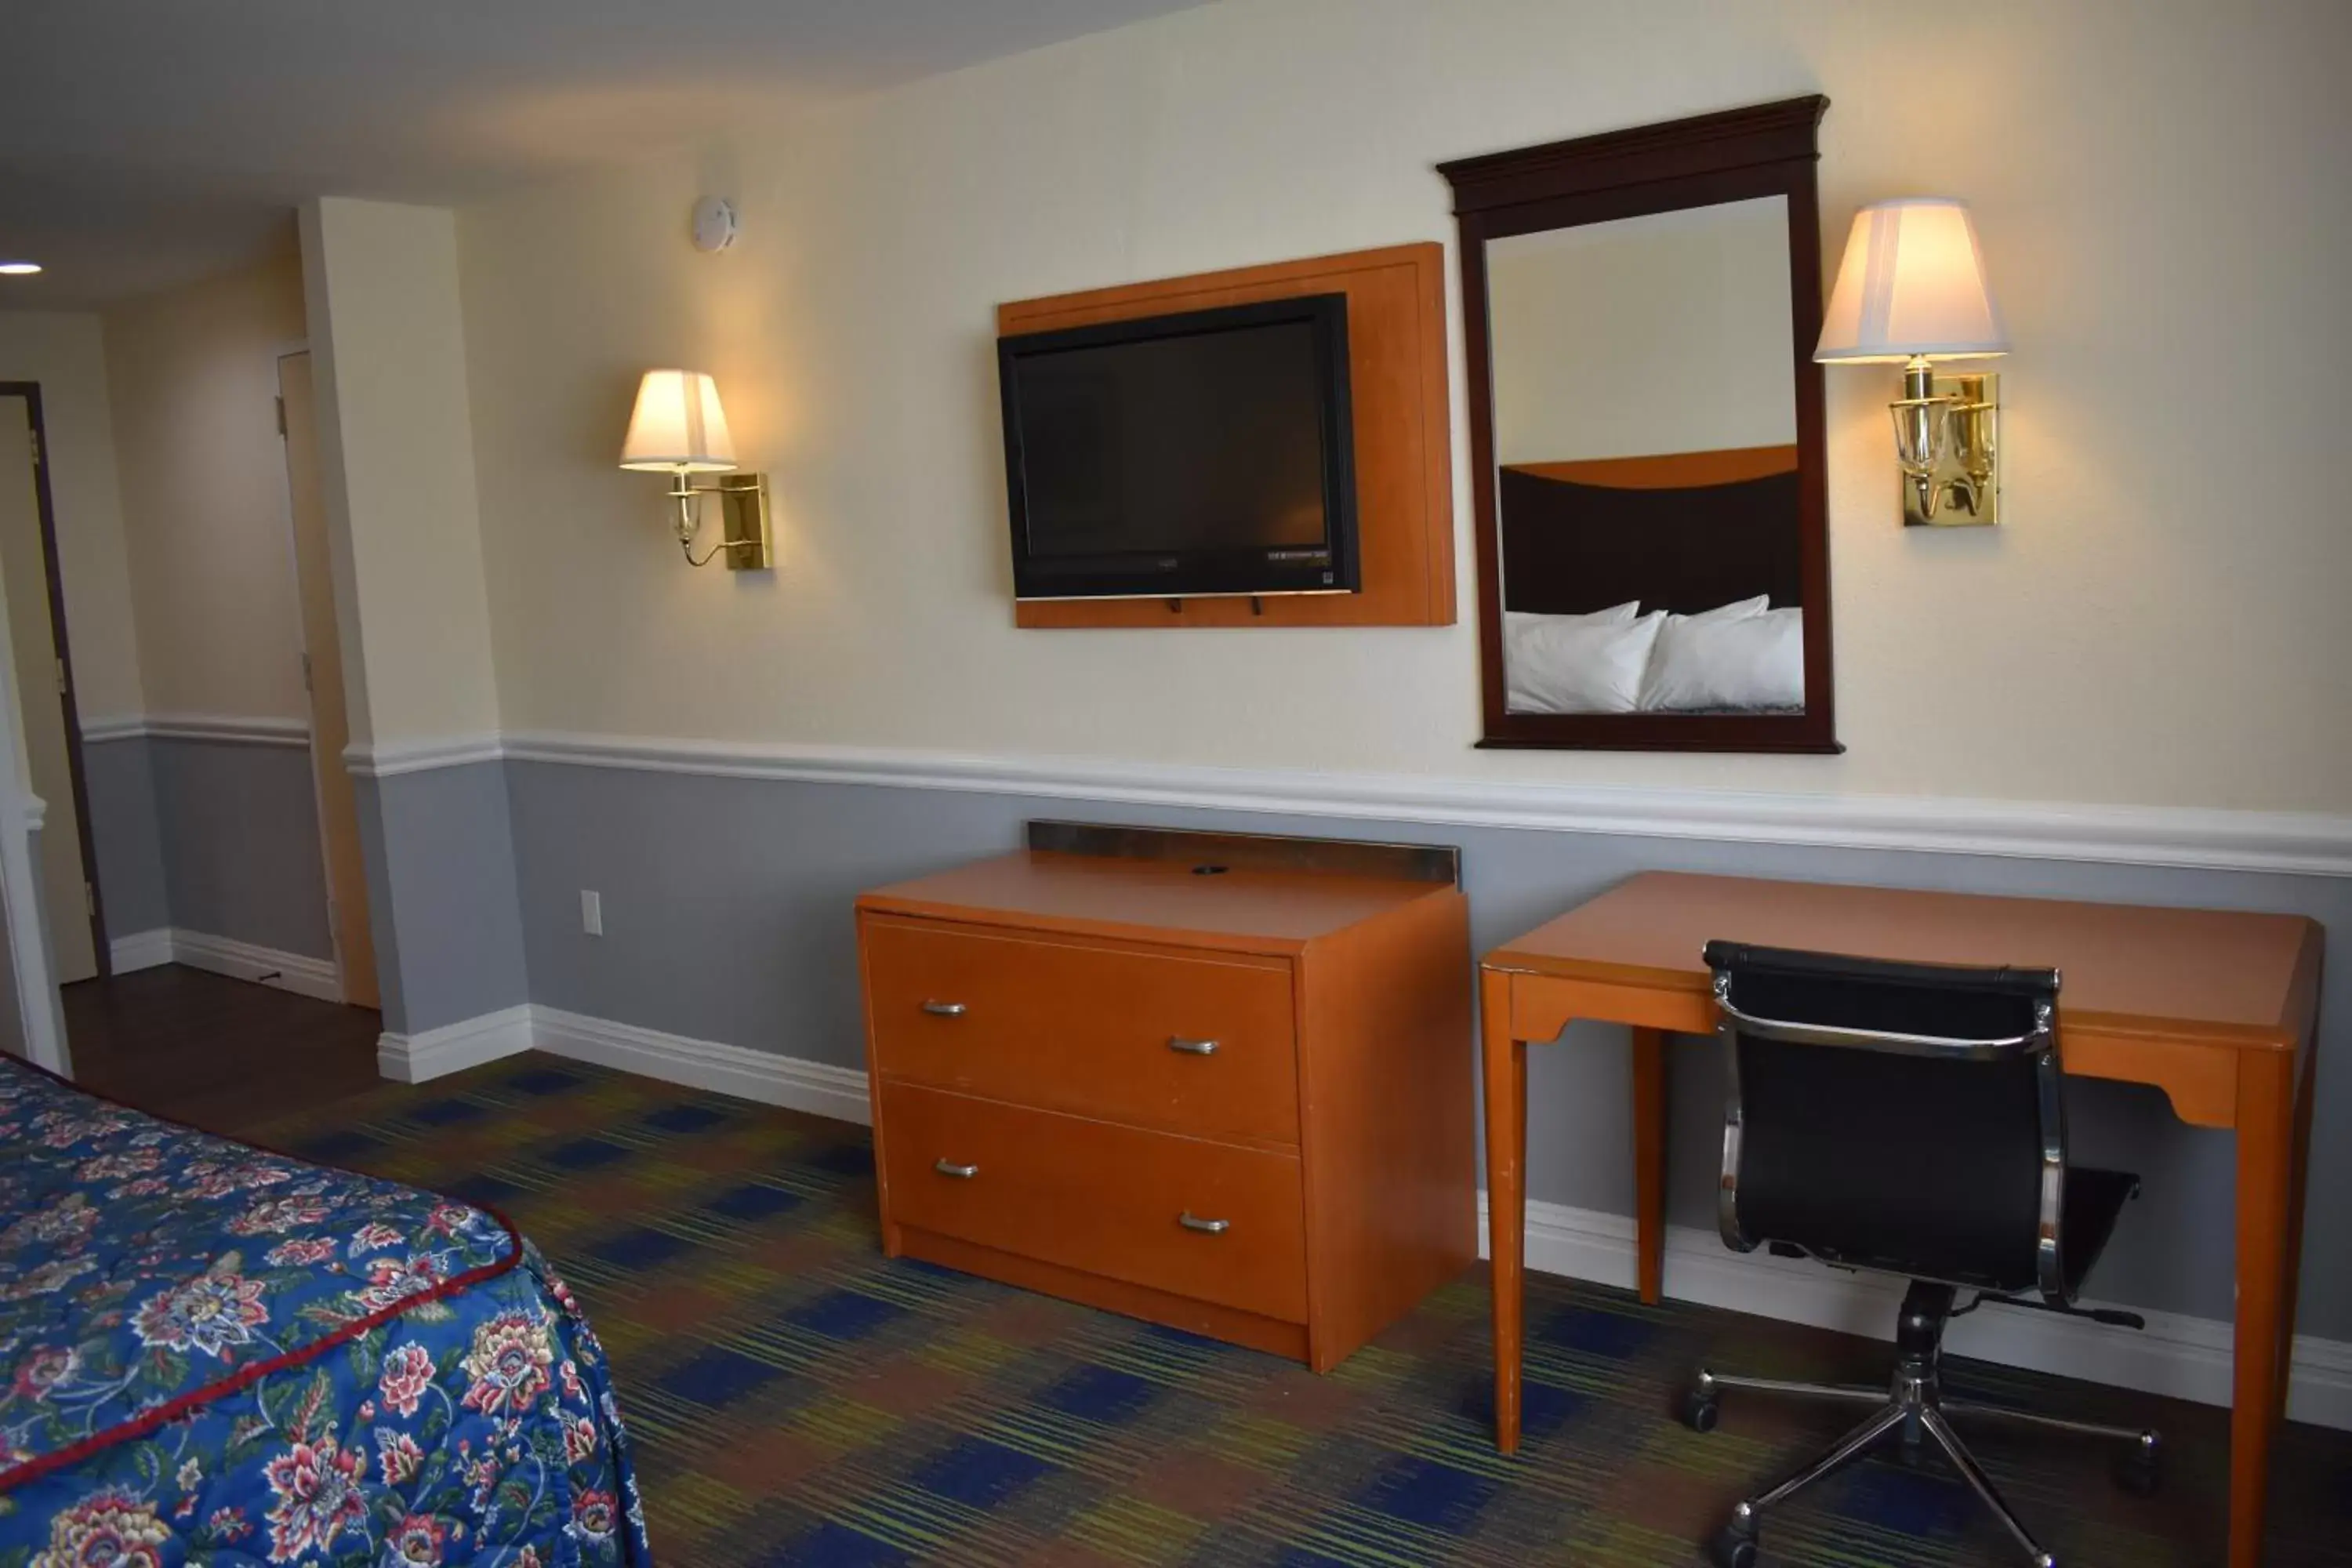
top-left (1683, 942), bottom-right (2159, 1568)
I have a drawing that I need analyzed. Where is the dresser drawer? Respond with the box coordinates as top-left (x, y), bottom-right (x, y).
top-left (877, 1081), bottom-right (1308, 1323)
top-left (862, 916), bottom-right (1299, 1145)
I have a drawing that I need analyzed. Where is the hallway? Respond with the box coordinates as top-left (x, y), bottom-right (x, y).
top-left (62, 963), bottom-right (379, 1135)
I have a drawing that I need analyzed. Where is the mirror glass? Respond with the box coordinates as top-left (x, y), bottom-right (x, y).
top-left (1486, 194), bottom-right (1806, 718)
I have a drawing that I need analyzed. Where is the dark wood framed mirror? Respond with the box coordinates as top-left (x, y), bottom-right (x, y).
top-left (1440, 97), bottom-right (1838, 753)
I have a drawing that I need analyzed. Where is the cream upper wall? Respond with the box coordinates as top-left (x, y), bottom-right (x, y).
top-left (300, 198), bottom-right (502, 747)
top-left (456, 0), bottom-right (2352, 813)
top-left (0, 312), bottom-right (145, 724)
top-left (1490, 200), bottom-right (1795, 466)
top-left (102, 233), bottom-right (309, 723)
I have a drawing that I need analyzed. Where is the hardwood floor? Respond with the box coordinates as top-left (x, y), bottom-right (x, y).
top-left (61, 964), bottom-right (383, 1136)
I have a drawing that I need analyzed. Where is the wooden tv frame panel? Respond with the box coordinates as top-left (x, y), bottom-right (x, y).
top-left (999, 242), bottom-right (1455, 629)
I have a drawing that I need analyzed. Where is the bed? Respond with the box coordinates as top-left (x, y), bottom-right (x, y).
top-left (0, 1054), bottom-right (652, 1566)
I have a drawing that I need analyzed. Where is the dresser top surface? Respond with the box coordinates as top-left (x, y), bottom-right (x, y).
top-left (858, 849), bottom-right (1452, 950)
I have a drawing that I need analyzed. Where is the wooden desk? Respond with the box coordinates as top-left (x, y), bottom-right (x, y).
top-left (1480, 872), bottom-right (2323, 1568)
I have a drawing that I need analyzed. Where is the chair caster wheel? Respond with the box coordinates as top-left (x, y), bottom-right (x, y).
top-left (1681, 1390), bottom-right (1719, 1433)
top-left (2114, 1439), bottom-right (2161, 1497)
top-left (1710, 1521), bottom-right (1759, 1568)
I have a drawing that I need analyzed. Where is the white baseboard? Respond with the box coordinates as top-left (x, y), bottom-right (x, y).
top-left (378, 1004), bottom-right (536, 1083)
top-left (109, 929), bottom-right (173, 974)
top-left (169, 929), bottom-right (342, 1003)
top-left (376, 1000), bottom-right (872, 1128)
top-left (529, 1006), bottom-right (873, 1126)
top-left (111, 927), bottom-right (341, 1003)
top-left (1479, 1193), bottom-right (2352, 1432)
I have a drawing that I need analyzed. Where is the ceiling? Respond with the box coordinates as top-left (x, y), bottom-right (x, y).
top-left (0, 0), bottom-right (1207, 309)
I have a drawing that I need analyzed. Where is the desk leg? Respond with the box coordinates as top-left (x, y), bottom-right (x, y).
top-left (2276, 1028), bottom-right (2319, 1416)
top-left (1480, 967), bottom-right (1527, 1454)
top-left (1632, 1026), bottom-right (1667, 1306)
top-left (2230, 1049), bottom-right (2298, 1568)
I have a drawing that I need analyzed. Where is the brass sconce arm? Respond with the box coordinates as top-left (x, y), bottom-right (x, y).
top-left (681, 532), bottom-right (760, 568)
top-left (662, 470), bottom-right (774, 570)
top-left (1888, 359), bottom-right (2000, 527)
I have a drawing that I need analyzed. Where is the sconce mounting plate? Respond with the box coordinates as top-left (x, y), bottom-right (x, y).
top-left (717, 473), bottom-right (773, 570)
top-left (1904, 371), bottom-right (2000, 528)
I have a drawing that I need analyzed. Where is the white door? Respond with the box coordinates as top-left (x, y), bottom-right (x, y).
top-left (0, 395), bottom-right (96, 983)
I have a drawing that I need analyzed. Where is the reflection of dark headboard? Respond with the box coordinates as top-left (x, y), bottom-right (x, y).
top-left (1498, 451), bottom-right (1802, 616)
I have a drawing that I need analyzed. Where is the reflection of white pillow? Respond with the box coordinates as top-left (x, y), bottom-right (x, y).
top-left (1641, 604), bottom-right (1805, 711)
top-left (1684, 594), bottom-right (1770, 624)
top-left (1506, 607), bottom-right (1664, 714)
top-left (1504, 601), bottom-right (1641, 633)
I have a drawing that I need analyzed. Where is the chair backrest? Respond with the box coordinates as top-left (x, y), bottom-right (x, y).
top-left (1705, 940), bottom-right (2067, 1299)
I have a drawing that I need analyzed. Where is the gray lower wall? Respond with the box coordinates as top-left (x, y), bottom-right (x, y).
top-left (150, 738), bottom-right (332, 959)
top-left (82, 734), bottom-right (332, 961)
top-left (76, 736), bottom-right (532, 1039)
top-left (80, 734), bottom-right (169, 937)
top-left (357, 761), bottom-right (528, 1038)
top-left (502, 758), bottom-right (2352, 1345)
top-left (61, 732), bottom-right (2352, 1343)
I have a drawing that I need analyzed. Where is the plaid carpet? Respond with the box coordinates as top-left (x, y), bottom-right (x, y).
top-left (249, 1054), bottom-right (2352, 1566)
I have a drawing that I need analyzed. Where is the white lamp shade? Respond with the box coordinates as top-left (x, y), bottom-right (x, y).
top-left (619, 368), bottom-right (738, 471)
top-left (1815, 199), bottom-right (2009, 363)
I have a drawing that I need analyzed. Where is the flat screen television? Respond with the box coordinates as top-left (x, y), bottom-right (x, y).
top-left (997, 294), bottom-right (1359, 601)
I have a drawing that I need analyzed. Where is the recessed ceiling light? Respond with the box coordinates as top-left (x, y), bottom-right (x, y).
top-left (0, 262), bottom-right (41, 277)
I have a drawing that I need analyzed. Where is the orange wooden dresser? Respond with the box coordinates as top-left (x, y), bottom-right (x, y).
top-left (855, 824), bottom-right (1477, 1371)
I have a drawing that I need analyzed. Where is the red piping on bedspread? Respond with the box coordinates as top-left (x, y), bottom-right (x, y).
top-left (0, 1053), bottom-right (530, 1494)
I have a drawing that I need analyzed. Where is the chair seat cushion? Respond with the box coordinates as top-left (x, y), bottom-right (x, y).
top-left (2061, 1167), bottom-right (2140, 1296)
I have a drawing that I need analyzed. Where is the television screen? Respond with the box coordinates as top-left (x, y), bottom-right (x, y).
top-left (998, 295), bottom-right (1358, 601)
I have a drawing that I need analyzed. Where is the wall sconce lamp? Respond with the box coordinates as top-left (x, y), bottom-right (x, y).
top-left (618, 369), bottom-right (772, 568)
top-left (1815, 198), bottom-right (2008, 527)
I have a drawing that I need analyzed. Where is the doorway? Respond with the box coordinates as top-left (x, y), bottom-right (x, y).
top-left (0, 384), bottom-right (107, 985)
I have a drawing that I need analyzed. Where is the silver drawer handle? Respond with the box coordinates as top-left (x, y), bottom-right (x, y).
top-left (934, 1160), bottom-right (979, 1179)
top-left (920, 1000), bottom-right (967, 1017)
top-left (1167, 1036), bottom-right (1220, 1056)
top-left (1178, 1211), bottom-right (1229, 1235)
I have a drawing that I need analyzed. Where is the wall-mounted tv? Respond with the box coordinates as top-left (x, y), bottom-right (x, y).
top-left (997, 294), bottom-right (1359, 601)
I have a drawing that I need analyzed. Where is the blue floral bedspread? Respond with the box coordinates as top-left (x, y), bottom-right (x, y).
top-left (0, 1054), bottom-right (653, 1566)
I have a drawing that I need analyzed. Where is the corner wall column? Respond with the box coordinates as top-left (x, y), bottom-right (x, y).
top-left (297, 198), bottom-right (524, 1041)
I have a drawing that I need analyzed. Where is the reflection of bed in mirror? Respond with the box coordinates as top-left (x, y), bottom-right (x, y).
top-left (1498, 444), bottom-right (1804, 715)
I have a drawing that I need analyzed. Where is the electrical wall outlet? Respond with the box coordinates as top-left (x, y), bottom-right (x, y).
top-left (580, 890), bottom-right (603, 937)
